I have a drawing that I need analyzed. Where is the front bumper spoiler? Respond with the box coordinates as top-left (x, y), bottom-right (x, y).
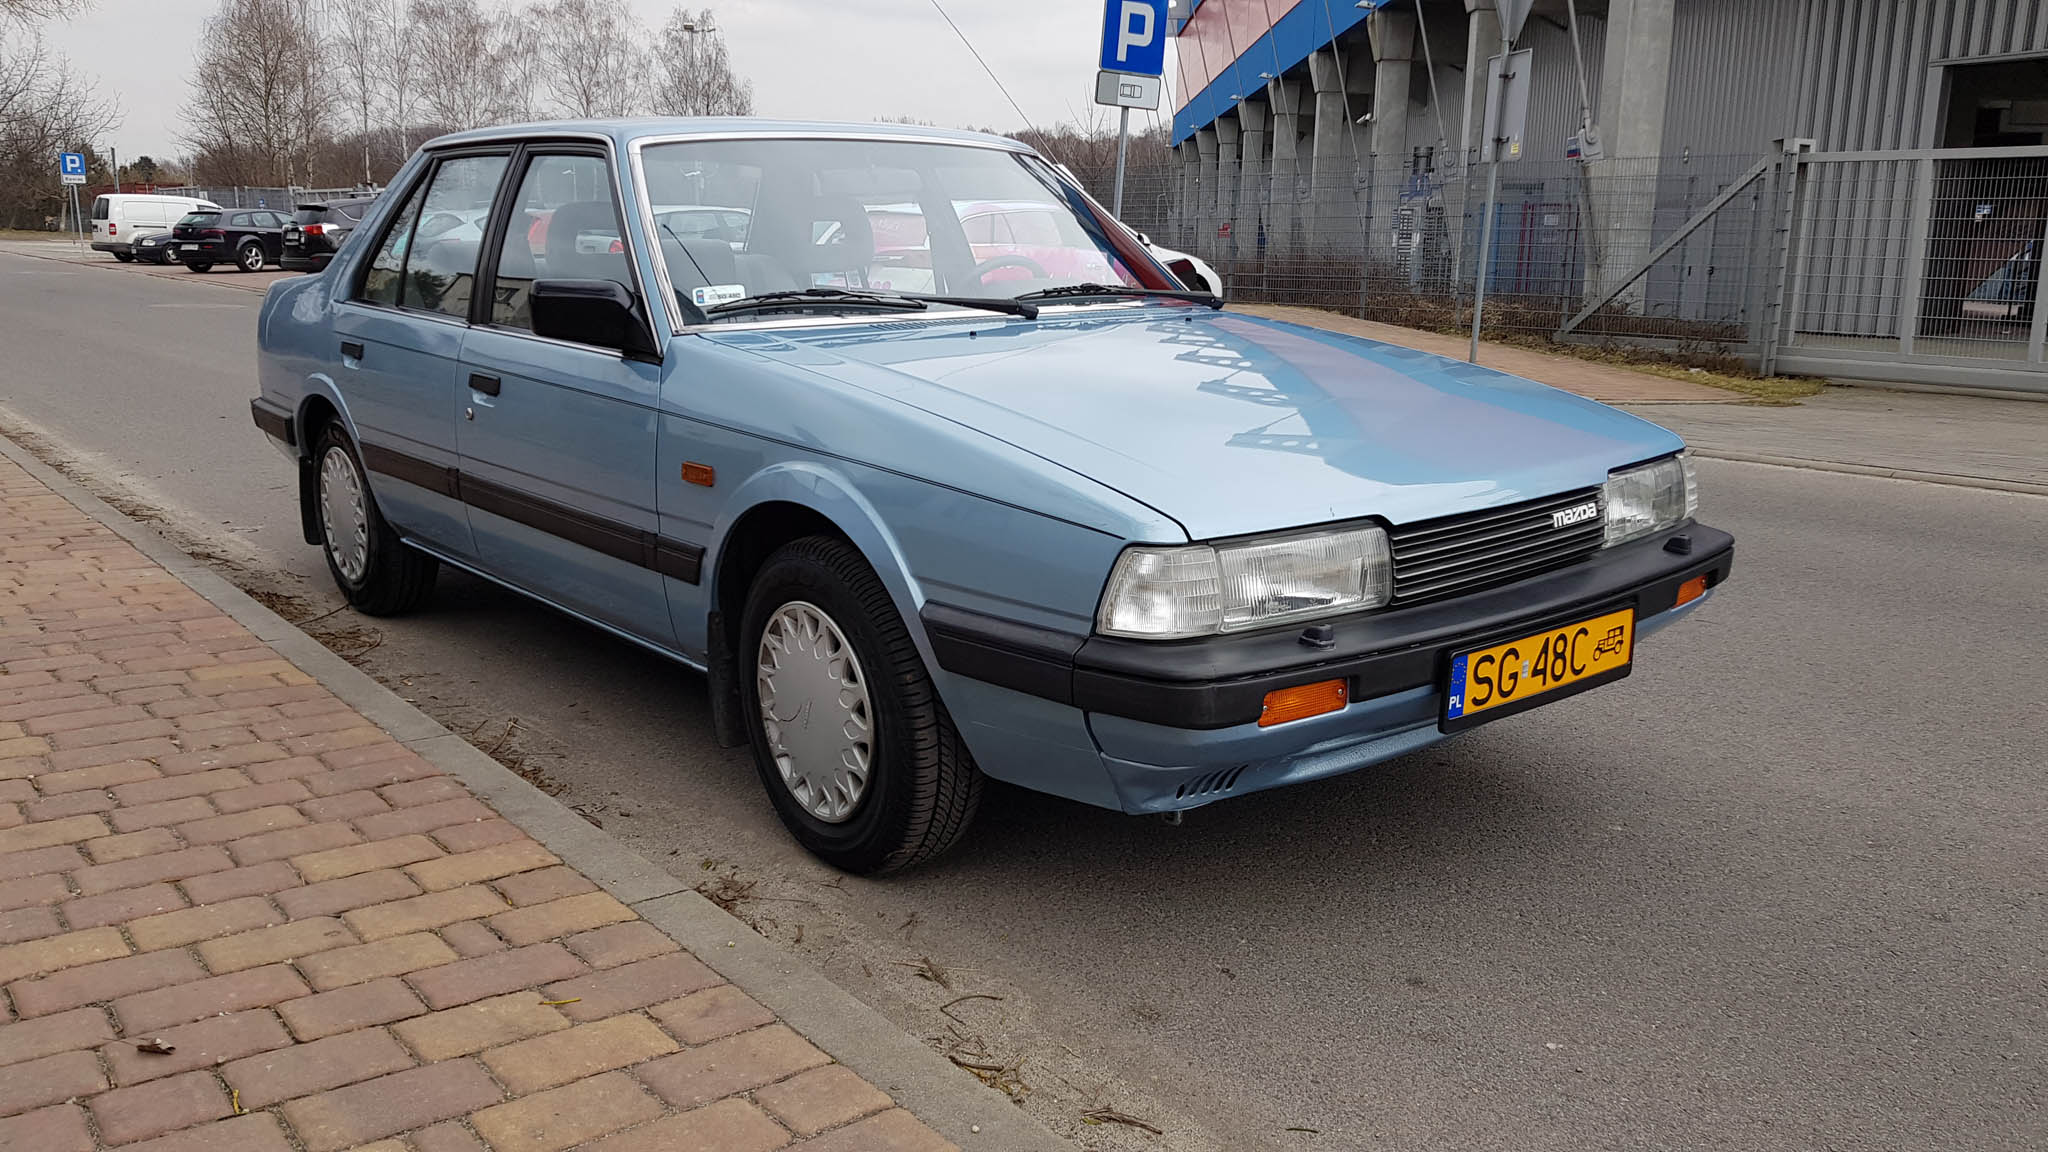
top-left (922, 523), bottom-right (1734, 731)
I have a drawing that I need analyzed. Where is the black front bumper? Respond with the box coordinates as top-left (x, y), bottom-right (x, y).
top-left (923, 523), bottom-right (1734, 730)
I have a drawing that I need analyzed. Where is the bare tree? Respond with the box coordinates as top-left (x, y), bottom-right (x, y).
top-left (650, 7), bottom-right (753, 118)
top-left (0, 32), bottom-right (117, 227)
top-left (327, 0), bottom-right (385, 185)
top-left (181, 0), bottom-right (330, 185)
top-left (412, 0), bottom-right (509, 131)
top-left (544, 0), bottom-right (645, 118)
top-left (0, 0), bottom-right (88, 25)
top-left (381, 0), bottom-right (422, 155)
top-left (490, 7), bottom-right (549, 124)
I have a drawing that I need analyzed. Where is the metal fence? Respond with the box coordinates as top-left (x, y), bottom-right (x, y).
top-left (1073, 143), bottom-right (2048, 393)
top-left (155, 185), bottom-right (374, 209)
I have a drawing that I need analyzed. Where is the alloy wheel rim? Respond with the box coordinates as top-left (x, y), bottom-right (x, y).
top-left (242, 245), bottom-right (262, 270)
top-left (757, 601), bottom-right (872, 824)
top-left (318, 446), bottom-right (370, 584)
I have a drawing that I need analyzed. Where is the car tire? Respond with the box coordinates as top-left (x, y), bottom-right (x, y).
top-left (236, 241), bottom-right (265, 272)
top-left (112, 251), bottom-right (134, 263)
top-left (740, 535), bottom-right (982, 874)
top-left (311, 424), bottom-right (437, 616)
top-left (185, 261), bottom-right (212, 273)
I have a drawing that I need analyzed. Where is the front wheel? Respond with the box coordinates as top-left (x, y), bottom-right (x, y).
top-left (741, 536), bottom-right (982, 874)
top-left (237, 241), bottom-right (265, 272)
top-left (312, 425), bottom-right (437, 615)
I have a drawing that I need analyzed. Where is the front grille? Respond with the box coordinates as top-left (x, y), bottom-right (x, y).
top-left (1388, 487), bottom-right (1605, 605)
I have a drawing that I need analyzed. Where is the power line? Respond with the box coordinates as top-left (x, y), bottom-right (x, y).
top-left (925, 0), bottom-right (1038, 133)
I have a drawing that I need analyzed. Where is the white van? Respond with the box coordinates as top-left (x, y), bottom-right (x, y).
top-left (91, 194), bottom-right (219, 261)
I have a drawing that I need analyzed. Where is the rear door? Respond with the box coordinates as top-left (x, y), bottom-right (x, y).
top-left (454, 145), bottom-right (674, 644)
top-left (330, 150), bottom-right (513, 561)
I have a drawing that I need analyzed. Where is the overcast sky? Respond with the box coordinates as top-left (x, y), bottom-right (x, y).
top-left (39, 0), bottom-right (1183, 163)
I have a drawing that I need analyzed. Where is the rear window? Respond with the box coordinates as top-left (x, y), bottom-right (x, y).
top-left (178, 212), bottom-right (218, 227)
top-left (91, 197), bottom-right (109, 220)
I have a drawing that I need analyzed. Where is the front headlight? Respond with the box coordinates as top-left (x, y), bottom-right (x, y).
top-left (1096, 526), bottom-right (1392, 639)
top-left (1603, 453), bottom-right (1698, 547)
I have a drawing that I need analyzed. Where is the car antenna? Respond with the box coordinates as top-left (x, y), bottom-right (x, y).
top-left (660, 222), bottom-right (715, 324)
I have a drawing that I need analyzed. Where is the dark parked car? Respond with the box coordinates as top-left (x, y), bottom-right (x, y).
top-left (171, 208), bottom-right (286, 273)
top-left (282, 197), bottom-right (377, 272)
top-left (131, 230), bottom-right (184, 265)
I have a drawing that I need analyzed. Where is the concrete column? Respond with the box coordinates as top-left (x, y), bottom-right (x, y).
top-left (1236, 99), bottom-right (1268, 262)
top-left (1460, 0), bottom-right (1501, 164)
top-left (1267, 77), bottom-right (1303, 257)
top-left (1592, 0), bottom-right (1676, 303)
top-left (1195, 127), bottom-right (1219, 261)
top-left (1214, 115), bottom-right (1241, 262)
top-left (1368, 10), bottom-right (1418, 258)
top-left (1177, 141), bottom-right (1202, 249)
top-left (1308, 47), bottom-right (1363, 256)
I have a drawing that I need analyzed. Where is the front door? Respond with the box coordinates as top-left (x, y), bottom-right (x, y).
top-left (332, 150), bottom-right (512, 561)
top-left (455, 148), bottom-right (674, 646)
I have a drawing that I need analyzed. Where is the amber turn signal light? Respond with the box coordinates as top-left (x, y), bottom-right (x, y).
top-left (1674, 574), bottom-right (1709, 608)
top-left (1258, 679), bottom-right (1347, 727)
top-left (681, 462), bottom-right (715, 487)
top-left (1674, 574), bottom-right (1708, 608)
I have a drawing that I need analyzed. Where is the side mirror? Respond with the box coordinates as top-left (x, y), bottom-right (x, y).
top-left (1165, 257), bottom-right (1216, 297)
top-left (531, 279), bottom-right (662, 362)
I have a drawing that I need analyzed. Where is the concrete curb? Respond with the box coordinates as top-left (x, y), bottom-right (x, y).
top-left (1691, 447), bottom-right (2048, 497)
top-left (0, 430), bottom-right (1070, 1152)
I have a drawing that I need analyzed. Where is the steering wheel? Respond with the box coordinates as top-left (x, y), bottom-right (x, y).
top-left (970, 254), bottom-right (1048, 285)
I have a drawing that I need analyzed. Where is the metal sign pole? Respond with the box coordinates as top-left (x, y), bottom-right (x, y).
top-left (1113, 105), bottom-right (1132, 217)
top-left (1469, 47), bottom-right (1509, 362)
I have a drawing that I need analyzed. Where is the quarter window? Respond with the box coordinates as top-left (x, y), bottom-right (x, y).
top-left (359, 181), bottom-right (427, 308)
top-left (492, 153), bottom-right (633, 331)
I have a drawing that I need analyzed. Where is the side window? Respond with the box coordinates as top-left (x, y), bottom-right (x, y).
top-left (359, 181), bottom-right (428, 308)
top-left (91, 197), bottom-right (110, 221)
top-left (491, 153), bottom-right (631, 332)
top-left (400, 154), bottom-right (509, 319)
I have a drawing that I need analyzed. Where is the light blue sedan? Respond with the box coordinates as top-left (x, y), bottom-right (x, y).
top-left (251, 120), bottom-right (1734, 873)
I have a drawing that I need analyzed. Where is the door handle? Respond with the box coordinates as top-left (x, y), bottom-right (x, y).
top-left (469, 373), bottom-right (501, 397)
top-left (340, 340), bottom-right (364, 360)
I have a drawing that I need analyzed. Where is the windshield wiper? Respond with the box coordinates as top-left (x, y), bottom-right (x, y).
top-left (1014, 283), bottom-right (1224, 309)
top-left (705, 288), bottom-right (929, 317)
top-left (705, 287), bottom-right (1039, 321)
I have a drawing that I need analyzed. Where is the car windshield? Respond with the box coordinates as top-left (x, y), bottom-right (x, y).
top-left (177, 212), bottom-right (217, 227)
top-left (637, 137), bottom-right (1167, 317)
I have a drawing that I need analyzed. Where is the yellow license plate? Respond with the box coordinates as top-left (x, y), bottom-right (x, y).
top-left (1443, 606), bottom-right (1635, 729)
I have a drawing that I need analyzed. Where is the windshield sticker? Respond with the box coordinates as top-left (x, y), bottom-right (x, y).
top-left (693, 284), bottom-right (747, 307)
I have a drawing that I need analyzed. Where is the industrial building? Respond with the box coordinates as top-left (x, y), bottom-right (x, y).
top-left (1143, 0), bottom-right (2048, 392)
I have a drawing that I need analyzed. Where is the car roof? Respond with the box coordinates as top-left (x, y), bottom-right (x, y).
top-left (421, 118), bottom-right (1031, 154)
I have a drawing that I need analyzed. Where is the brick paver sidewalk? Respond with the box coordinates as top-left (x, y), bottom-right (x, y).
top-left (0, 455), bottom-right (955, 1151)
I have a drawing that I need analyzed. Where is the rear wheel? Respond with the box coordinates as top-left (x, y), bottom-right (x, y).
top-left (184, 261), bottom-right (212, 273)
top-left (740, 536), bottom-right (982, 874)
top-left (236, 241), bottom-right (265, 272)
top-left (312, 424), bottom-right (437, 616)
top-left (112, 251), bottom-right (134, 263)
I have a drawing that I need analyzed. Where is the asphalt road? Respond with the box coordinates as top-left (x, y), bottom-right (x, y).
top-left (3, 249), bottom-right (2044, 1151)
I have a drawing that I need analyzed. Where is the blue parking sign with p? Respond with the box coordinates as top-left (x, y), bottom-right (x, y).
top-left (1100, 0), bottom-right (1168, 77)
top-left (60, 152), bottom-right (86, 177)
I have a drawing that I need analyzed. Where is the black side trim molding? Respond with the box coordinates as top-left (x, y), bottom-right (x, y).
top-left (358, 442), bottom-right (459, 498)
top-left (922, 604), bottom-right (1086, 706)
top-left (249, 398), bottom-right (295, 447)
top-left (922, 524), bottom-right (1735, 730)
top-left (350, 441), bottom-right (704, 584)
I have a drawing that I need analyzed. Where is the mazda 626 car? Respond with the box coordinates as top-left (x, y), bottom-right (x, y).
top-left (250, 119), bottom-right (1734, 873)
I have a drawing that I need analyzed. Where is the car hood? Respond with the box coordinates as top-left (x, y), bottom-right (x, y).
top-left (710, 307), bottom-right (1687, 540)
